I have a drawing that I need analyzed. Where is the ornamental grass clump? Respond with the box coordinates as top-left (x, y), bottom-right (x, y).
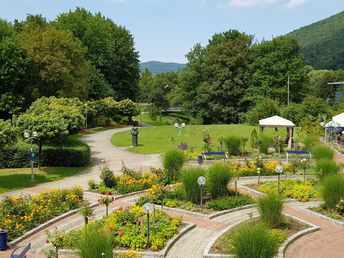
top-left (258, 135), bottom-right (272, 154)
top-left (315, 159), bottom-right (340, 180)
top-left (163, 149), bottom-right (186, 183)
top-left (206, 163), bottom-right (232, 199)
top-left (224, 135), bottom-right (241, 156)
top-left (258, 193), bottom-right (283, 228)
top-left (311, 145), bottom-right (334, 161)
top-left (232, 223), bottom-right (278, 258)
top-left (181, 167), bottom-right (206, 203)
top-left (321, 174), bottom-right (344, 210)
top-left (77, 227), bottom-right (113, 258)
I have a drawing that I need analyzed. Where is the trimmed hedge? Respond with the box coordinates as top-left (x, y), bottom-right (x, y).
top-left (0, 140), bottom-right (90, 168)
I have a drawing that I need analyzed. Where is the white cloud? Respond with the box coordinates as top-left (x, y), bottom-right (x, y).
top-left (229, 0), bottom-right (279, 7)
top-left (286, 0), bottom-right (307, 9)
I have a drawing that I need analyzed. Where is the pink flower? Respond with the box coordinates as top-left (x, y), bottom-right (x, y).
top-left (118, 230), bottom-right (125, 236)
top-left (108, 226), bottom-right (113, 232)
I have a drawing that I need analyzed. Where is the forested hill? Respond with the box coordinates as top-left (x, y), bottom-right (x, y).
top-left (288, 11), bottom-right (344, 70)
top-left (140, 61), bottom-right (186, 75)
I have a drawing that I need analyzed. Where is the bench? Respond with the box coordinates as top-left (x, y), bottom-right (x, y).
top-left (286, 150), bottom-right (312, 163)
top-left (10, 243), bottom-right (31, 258)
top-left (202, 151), bottom-right (228, 160)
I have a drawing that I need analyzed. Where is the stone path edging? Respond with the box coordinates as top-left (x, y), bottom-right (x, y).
top-left (277, 214), bottom-right (320, 258)
top-left (59, 222), bottom-right (196, 258)
top-left (299, 207), bottom-right (344, 227)
top-left (9, 203), bottom-right (97, 246)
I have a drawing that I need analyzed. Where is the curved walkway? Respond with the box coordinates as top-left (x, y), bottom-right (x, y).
top-left (0, 127), bottom-right (162, 198)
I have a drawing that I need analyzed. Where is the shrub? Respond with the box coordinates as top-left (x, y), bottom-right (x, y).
top-left (206, 163), bottom-right (232, 199)
top-left (77, 227), bottom-right (113, 258)
top-left (205, 195), bottom-right (254, 211)
top-left (163, 149), bottom-right (186, 183)
top-left (258, 193), bottom-right (283, 228)
top-left (315, 159), bottom-right (340, 179)
top-left (0, 144), bottom-right (30, 168)
top-left (232, 223), bottom-right (278, 258)
top-left (321, 174), bottom-right (344, 210)
top-left (100, 165), bottom-right (116, 188)
top-left (223, 135), bottom-right (241, 156)
top-left (258, 135), bottom-right (272, 154)
top-left (311, 145), bottom-right (334, 161)
top-left (302, 135), bottom-right (319, 151)
top-left (181, 167), bottom-right (206, 203)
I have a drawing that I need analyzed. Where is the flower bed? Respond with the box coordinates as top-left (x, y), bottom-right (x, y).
top-left (0, 186), bottom-right (83, 241)
top-left (232, 160), bottom-right (293, 177)
top-left (136, 184), bottom-right (254, 214)
top-left (61, 205), bottom-right (182, 251)
top-left (211, 217), bottom-right (307, 255)
top-left (252, 179), bottom-right (320, 202)
top-left (310, 201), bottom-right (344, 222)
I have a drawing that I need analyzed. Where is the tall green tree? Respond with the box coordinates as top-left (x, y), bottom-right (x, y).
top-left (138, 69), bottom-right (154, 102)
top-left (247, 36), bottom-right (308, 104)
top-left (55, 8), bottom-right (140, 100)
top-left (17, 18), bottom-right (90, 99)
top-left (195, 30), bottom-right (253, 123)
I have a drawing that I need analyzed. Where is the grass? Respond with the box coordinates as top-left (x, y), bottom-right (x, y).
top-left (111, 124), bottom-right (288, 154)
top-left (134, 112), bottom-right (192, 126)
top-left (0, 167), bottom-right (85, 193)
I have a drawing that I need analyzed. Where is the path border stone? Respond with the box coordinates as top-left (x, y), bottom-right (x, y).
top-left (300, 207), bottom-right (344, 227)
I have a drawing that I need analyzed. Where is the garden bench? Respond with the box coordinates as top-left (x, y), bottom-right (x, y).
top-left (286, 150), bottom-right (312, 163)
top-left (202, 151), bottom-right (228, 160)
top-left (10, 243), bottom-right (31, 258)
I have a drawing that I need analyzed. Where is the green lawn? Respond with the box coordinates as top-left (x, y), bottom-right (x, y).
top-left (134, 112), bottom-right (192, 126)
top-left (111, 124), bottom-right (289, 154)
top-left (0, 167), bottom-right (85, 193)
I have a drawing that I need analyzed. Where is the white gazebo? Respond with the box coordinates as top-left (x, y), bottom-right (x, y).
top-left (259, 115), bottom-right (295, 149)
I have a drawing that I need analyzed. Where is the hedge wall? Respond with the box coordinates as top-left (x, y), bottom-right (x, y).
top-left (0, 140), bottom-right (90, 168)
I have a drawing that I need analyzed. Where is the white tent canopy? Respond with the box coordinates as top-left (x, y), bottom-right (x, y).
top-left (259, 115), bottom-right (295, 149)
top-left (332, 112), bottom-right (344, 127)
top-left (259, 116), bottom-right (295, 128)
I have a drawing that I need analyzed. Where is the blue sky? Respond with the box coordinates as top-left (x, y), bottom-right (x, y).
top-left (0, 0), bottom-right (343, 63)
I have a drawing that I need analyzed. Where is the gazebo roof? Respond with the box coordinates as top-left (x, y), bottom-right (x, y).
top-left (259, 115), bottom-right (295, 128)
top-left (333, 112), bottom-right (344, 127)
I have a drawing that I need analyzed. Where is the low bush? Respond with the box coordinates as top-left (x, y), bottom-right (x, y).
top-left (311, 145), bottom-right (334, 161)
top-left (258, 135), bottom-right (272, 154)
top-left (258, 193), bottom-right (283, 228)
top-left (0, 144), bottom-right (30, 168)
top-left (205, 195), bottom-right (254, 211)
top-left (163, 149), bottom-right (186, 183)
top-left (232, 223), bottom-right (278, 258)
top-left (315, 159), bottom-right (340, 179)
top-left (100, 165), bottom-right (115, 188)
top-left (206, 163), bottom-right (232, 199)
top-left (181, 167), bottom-right (206, 203)
top-left (224, 136), bottom-right (241, 156)
top-left (321, 174), bottom-right (344, 210)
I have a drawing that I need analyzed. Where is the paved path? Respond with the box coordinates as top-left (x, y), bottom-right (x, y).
top-left (0, 127), bottom-right (162, 198)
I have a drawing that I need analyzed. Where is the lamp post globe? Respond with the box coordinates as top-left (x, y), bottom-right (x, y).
top-left (275, 165), bottom-right (283, 193)
top-left (197, 176), bottom-right (206, 208)
top-left (143, 203), bottom-right (153, 248)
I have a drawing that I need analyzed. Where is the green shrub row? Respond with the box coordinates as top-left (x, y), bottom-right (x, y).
top-left (0, 142), bottom-right (90, 168)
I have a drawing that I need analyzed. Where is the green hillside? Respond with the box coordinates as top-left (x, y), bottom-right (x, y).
top-left (288, 11), bottom-right (344, 70)
top-left (140, 61), bottom-right (186, 75)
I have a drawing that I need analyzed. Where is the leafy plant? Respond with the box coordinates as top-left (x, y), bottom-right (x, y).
top-left (205, 195), bottom-right (254, 211)
top-left (45, 229), bottom-right (67, 258)
top-left (321, 174), bottom-right (344, 210)
top-left (258, 135), bottom-right (272, 154)
top-left (250, 128), bottom-right (258, 149)
top-left (163, 149), bottom-right (186, 183)
top-left (258, 193), bottom-right (283, 228)
top-left (232, 223), bottom-right (278, 258)
top-left (224, 135), bottom-right (241, 156)
top-left (206, 163), bottom-right (232, 199)
top-left (99, 164), bottom-right (116, 188)
top-left (79, 201), bottom-right (93, 226)
top-left (311, 145), bottom-right (334, 161)
top-left (181, 167), bottom-right (206, 203)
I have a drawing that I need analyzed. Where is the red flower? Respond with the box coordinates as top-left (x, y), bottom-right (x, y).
top-left (108, 226), bottom-right (113, 232)
top-left (46, 240), bottom-right (49, 244)
top-left (118, 230), bottom-right (125, 236)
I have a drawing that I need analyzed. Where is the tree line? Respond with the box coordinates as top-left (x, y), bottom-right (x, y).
top-left (139, 30), bottom-right (344, 124)
top-left (0, 8), bottom-right (140, 120)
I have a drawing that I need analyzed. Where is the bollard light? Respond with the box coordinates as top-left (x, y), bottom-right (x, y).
top-left (197, 176), bottom-right (206, 208)
top-left (143, 203), bottom-right (153, 249)
top-left (24, 131), bottom-right (38, 181)
top-left (275, 165), bottom-right (283, 193)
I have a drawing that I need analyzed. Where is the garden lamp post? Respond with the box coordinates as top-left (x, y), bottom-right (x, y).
top-left (24, 131), bottom-right (38, 181)
top-left (275, 165), bottom-right (283, 193)
top-left (197, 176), bottom-right (206, 208)
top-left (174, 123), bottom-right (186, 146)
top-left (143, 203), bottom-right (153, 249)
